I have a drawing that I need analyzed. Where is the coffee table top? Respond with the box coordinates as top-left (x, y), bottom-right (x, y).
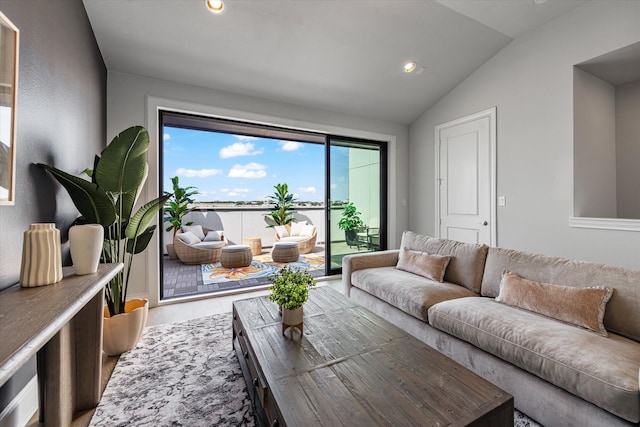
top-left (233, 286), bottom-right (513, 426)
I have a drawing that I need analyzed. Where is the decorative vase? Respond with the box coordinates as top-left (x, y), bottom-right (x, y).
top-left (103, 298), bottom-right (149, 356)
top-left (69, 224), bottom-right (104, 275)
top-left (281, 306), bottom-right (304, 338)
top-left (19, 223), bottom-right (63, 287)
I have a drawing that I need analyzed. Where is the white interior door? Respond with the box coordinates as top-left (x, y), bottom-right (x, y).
top-left (435, 108), bottom-right (496, 245)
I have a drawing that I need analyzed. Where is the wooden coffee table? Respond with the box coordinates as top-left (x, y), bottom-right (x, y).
top-left (232, 286), bottom-right (513, 427)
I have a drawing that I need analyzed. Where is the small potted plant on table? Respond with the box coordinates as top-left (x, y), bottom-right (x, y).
top-left (268, 266), bottom-right (316, 339)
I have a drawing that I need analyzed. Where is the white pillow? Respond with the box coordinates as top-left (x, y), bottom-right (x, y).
top-left (181, 224), bottom-right (204, 241)
top-left (274, 225), bottom-right (289, 238)
top-left (176, 231), bottom-right (201, 245)
top-left (203, 230), bottom-right (221, 241)
top-left (290, 221), bottom-right (307, 236)
top-left (300, 224), bottom-right (315, 237)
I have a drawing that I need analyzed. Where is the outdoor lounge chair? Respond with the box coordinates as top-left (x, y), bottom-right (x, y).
top-left (274, 222), bottom-right (317, 254)
top-left (174, 226), bottom-right (227, 265)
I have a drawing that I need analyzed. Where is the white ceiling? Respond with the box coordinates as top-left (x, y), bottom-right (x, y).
top-left (83, 0), bottom-right (587, 125)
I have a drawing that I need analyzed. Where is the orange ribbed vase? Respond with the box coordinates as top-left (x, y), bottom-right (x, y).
top-left (19, 223), bottom-right (63, 287)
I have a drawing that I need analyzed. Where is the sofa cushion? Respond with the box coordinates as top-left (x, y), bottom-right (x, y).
top-left (399, 231), bottom-right (488, 293)
top-left (181, 225), bottom-right (205, 241)
top-left (274, 225), bottom-right (289, 238)
top-left (176, 231), bottom-right (201, 245)
top-left (496, 271), bottom-right (613, 336)
top-left (203, 230), bottom-right (222, 241)
top-left (481, 246), bottom-right (640, 341)
top-left (396, 248), bottom-right (450, 282)
top-left (351, 266), bottom-right (477, 321)
top-left (290, 221), bottom-right (307, 236)
top-left (280, 235), bottom-right (309, 243)
top-left (193, 241), bottom-right (225, 249)
top-left (428, 297), bottom-right (640, 423)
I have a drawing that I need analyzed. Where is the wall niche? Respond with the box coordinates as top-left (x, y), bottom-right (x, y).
top-left (573, 41), bottom-right (640, 224)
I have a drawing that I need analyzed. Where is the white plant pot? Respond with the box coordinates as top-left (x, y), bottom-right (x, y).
top-left (103, 298), bottom-right (149, 356)
top-left (69, 224), bottom-right (103, 275)
top-left (281, 306), bottom-right (304, 338)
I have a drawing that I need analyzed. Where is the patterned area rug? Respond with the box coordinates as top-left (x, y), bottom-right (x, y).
top-left (201, 252), bottom-right (325, 285)
top-left (91, 313), bottom-right (543, 427)
top-left (89, 314), bottom-right (254, 427)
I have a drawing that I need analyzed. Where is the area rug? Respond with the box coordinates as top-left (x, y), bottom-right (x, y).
top-left (201, 252), bottom-right (325, 285)
top-left (89, 313), bottom-right (254, 427)
top-left (91, 313), bottom-right (543, 427)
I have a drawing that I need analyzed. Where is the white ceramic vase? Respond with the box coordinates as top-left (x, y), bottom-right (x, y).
top-left (20, 223), bottom-right (63, 287)
top-left (69, 224), bottom-right (104, 275)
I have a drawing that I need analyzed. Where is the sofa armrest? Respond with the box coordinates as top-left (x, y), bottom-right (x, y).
top-left (342, 250), bottom-right (399, 297)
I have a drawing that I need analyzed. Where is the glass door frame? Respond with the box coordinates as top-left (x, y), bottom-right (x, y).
top-left (325, 135), bottom-right (388, 276)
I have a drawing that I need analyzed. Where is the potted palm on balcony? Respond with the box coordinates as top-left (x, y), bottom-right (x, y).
top-left (163, 176), bottom-right (198, 259)
top-left (338, 202), bottom-right (366, 248)
top-left (39, 125), bottom-right (171, 355)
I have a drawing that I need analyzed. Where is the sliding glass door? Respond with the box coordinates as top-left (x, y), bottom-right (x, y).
top-left (326, 137), bottom-right (387, 274)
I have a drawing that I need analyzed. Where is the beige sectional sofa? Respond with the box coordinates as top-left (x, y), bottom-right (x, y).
top-left (342, 231), bottom-right (640, 427)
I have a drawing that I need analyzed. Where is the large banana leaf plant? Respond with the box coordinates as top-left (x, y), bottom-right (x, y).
top-left (38, 126), bottom-right (171, 316)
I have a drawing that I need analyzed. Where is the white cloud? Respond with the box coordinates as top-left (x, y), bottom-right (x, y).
top-left (219, 142), bottom-right (263, 159)
top-left (280, 141), bottom-right (303, 151)
top-left (175, 168), bottom-right (223, 178)
top-left (234, 135), bottom-right (258, 142)
top-left (228, 162), bottom-right (267, 179)
top-left (232, 188), bottom-right (250, 193)
top-left (298, 186), bottom-right (316, 194)
top-left (220, 188), bottom-right (229, 193)
top-left (163, 133), bottom-right (171, 141)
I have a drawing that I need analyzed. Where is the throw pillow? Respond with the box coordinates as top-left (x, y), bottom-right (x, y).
top-left (203, 230), bottom-right (221, 241)
top-left (396, 248), bottom-right (451, 282)
top-left (496, 271), bottom-right (613, 337)
top-left (290, 221), bottom-right (307, 236)
top-left (274, 225), bottom-right (289, 238)
top-left (176, 231), bottom-right (201, 245)
top-left (181, 224), bottom-right (205, 241)
top-left (300, 224), bottom-right (315, 237)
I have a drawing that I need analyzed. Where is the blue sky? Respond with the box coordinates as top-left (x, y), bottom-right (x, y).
top-left (163, 127), bottom-right (348, 203)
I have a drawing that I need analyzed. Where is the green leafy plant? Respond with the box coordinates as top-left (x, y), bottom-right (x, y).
top-left (267, 266), bottom-right (316, 310)
top-left (38, 126), bottom-right (171, 317)
top-left (163, 176), bottom-right (198, 239)
top-left (338, 202), bottom-right (365, 231)
top-left (264, 183), bottom-right (297, 227)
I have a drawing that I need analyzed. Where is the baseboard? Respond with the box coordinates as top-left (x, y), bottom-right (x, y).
top-left (0, 376), bottom-right (38, 427)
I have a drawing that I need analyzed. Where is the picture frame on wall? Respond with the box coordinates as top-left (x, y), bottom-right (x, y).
top-left (0, 11), bottom-right (19, 205)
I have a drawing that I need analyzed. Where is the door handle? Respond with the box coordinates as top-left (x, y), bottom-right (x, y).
top-left (480, 221), bottom-right (488, 226)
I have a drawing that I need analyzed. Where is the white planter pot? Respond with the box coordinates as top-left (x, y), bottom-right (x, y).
top-left (281, 306), bottom-right (304, 338)
top-left (103, 298), bottom-right (149, 356)
top-left (69, 224), bottom-right (103, 275)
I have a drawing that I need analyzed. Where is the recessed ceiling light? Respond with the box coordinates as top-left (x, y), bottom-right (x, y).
top-left (403, 61), bottom-right (417, 73)
top-left (534, 0), bottom-right (548, 4)
top-left (206, 0), bottom-right (225, 14)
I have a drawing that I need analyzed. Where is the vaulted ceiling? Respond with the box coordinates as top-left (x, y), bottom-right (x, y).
top-left (83, 0), bottom-right (586, 124)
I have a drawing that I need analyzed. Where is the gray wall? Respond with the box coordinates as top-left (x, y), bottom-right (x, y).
top-left (616, 80), bottom-right (640, 219)
top-left (0, 0), bottom-right (106, 290)
top-left (573, 67), bottom-right (617, 218)
top-left (409, 1), bottom-right (640, 269)
top-left (0, 0), bottom-right (106, 418)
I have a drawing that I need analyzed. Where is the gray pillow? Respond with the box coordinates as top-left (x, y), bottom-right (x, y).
top-left (181, 225), bottom-right (205, 240)
top-left (176, 231), bottom-right (201, 245)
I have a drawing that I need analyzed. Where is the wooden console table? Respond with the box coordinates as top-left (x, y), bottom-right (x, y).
top-left (0, 263), bottom-right (123, 427)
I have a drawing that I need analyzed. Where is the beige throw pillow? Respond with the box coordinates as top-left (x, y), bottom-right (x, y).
top-left (274, 225), bottom-right (289, 238)
top-left (496, 271), bottom-right (613, 337)
top-left (176, 231), bottom-right (201, 245)
top-left (396, 248), bottom-right (451, 282)
top-left (181, 225), bottom-right (204, 241)
top-left (290, 221), bottom-right (307, 236)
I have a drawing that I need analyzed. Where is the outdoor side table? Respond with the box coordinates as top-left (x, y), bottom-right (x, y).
top-left (243, 237), bottom-right (262, 256)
